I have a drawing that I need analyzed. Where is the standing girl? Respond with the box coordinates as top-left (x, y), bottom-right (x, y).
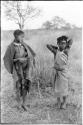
top-left (3, 29), bottom-right (36, 111)
top-left (47, 36), bottom-right (72, 109)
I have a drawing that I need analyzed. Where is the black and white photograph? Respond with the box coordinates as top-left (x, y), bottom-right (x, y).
top-left (1, 1), bottom-right (82, 124)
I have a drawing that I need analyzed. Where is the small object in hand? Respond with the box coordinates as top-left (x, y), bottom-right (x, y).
top-left (19, 57), bottom-right (27, 62)
top-left (14, 57), bottom-right (29, 63)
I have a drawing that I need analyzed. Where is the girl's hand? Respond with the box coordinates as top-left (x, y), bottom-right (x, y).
top-left (13, 58), bottom-right (19, 62)
top-left (53, 64), bottom-right (64, 71)
top-left (14, 58), bottom-right (27, 63)
top-left (19, 58), bottom-right (27, 62)
top-left (54, 67), bottom-right (64, 71)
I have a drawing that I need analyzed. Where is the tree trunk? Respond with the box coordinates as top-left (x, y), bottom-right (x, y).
top-left (18, 23), bottom-right (24, 30)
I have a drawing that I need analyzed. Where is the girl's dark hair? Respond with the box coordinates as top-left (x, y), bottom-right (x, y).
top-left (57, 35), bottom-right (68, 44)
top-left (13, 29), bottom-right (24, 38)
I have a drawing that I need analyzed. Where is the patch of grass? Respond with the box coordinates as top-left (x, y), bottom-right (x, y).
top-left (1, 28), bottom-right (82, 124)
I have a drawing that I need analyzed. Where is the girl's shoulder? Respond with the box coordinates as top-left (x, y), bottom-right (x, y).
top-left (57, 50), bottom-right (68, 59)
top-left (63, 48), bottom-right (70, 57)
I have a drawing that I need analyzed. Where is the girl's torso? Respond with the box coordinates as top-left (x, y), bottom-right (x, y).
top-left (13, 42), bottom-right (28, 59)
top-left (54, 50), bottom-right (68, 71)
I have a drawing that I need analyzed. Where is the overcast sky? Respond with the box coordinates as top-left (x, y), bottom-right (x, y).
top-left (1, 1), bottom-right (83, 30)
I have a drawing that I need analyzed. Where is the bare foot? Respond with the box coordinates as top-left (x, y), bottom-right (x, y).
top-left (60, 103), bottom-right (67, 110)
top-left (54, 103), bottom-right (58, 108)
top-left (57, 103), bottom-right (61, 109)
top-left (16, 105), bottom-right (22, 111)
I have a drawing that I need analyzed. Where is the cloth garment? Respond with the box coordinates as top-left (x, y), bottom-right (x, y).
top-left (3, 40), bottom-right (36, 83)
top-left (54, 50), bottom-right (69, 97)
top-left (13, 42), bottom-right (29, 80)
top-left (3, 40), bottom-right (36, 74)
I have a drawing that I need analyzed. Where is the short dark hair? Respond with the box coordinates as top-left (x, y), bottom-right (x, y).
top-left (13, 29), bottom-right (24, 38)
top-left (57, 35), bottom-right (68, 44)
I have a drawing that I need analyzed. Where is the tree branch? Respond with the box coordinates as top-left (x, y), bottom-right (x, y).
top-left (3, 1), bottom-right (41, 30)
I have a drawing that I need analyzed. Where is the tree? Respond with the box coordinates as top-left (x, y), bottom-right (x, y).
top-left (52, 16), bottom-right (67, 29)
top-left (65, 23), bottom-right (72, 29)
top-left (42, 21), bottom-right (53, 30)
top-left (3, 1), bottom-right (41, 30)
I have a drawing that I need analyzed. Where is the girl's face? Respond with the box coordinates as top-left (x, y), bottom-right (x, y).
top-left (58, 40), bottom-right (66, 51)
top-left (16, 33), bottom-right (24, 43)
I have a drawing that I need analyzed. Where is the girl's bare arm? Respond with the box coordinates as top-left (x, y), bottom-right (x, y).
top-left (53, 64), bottom-right (65, 71)
top-left (47, 44), bottom-right (58, 55)
top-left (64, 39), bottom-right (73, 56)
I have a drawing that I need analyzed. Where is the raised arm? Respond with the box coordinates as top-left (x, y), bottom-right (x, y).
top-left (64, 39), bottom-right (73, 56)
top-left (46, 44), bottom-right (58, 55)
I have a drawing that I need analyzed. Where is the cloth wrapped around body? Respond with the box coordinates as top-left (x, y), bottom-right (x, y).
top-left (3, 41), bottom-right (36, 80)
top-left (3, 41), bottom-right (36, 94)
top-left (54, 50), bottom-right (69, 97)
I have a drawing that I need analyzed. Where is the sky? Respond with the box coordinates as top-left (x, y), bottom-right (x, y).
top-left (1, 1), bottom-right (83, 30)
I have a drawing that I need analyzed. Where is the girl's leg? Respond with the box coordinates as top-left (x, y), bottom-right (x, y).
top-left (57, 97), bottom-right (61, 109)
top-left (61, 96), bottom-right (67, 109)
top-left (22, 79), bottom-right (31, 110)
top-left (21, 88), bottom-right (27, 111)
top-left (63, 96), bottom-right (66, 103)
top-left (16, 80), bottom-right (21, 109)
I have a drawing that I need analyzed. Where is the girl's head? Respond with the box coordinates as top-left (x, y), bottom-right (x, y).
top-left (57, 36), bottom-right (68, 51)
top-left (13, 29), bottom-right (24, 43)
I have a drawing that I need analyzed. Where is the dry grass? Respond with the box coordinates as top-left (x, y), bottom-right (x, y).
top-left (1, 28), bottom-right (82, 124)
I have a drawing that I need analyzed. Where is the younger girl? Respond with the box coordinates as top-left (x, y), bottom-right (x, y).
top-left (47, 36), bottom-right (72, 109)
